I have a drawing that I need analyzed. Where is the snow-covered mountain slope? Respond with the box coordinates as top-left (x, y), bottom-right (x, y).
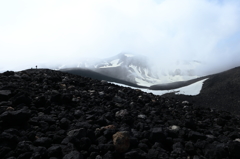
top-left (91, 53), bottom-right (201, 86)
top-left (59, 53), bottom-right (203, 87)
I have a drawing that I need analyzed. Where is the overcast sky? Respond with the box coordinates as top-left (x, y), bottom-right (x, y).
top-left (0, 0), bottom-right (240, 74)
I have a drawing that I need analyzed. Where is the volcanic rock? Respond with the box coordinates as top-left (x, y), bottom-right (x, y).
top-left (0, 69), bottom-right (240, 158)
top-left (113, 131), bottom-right (130, 153)
top-left (63, 151), bottom-right (83, 159)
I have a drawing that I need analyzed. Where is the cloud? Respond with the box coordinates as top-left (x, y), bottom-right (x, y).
top-left (0, 0), bottom-right (240, 74)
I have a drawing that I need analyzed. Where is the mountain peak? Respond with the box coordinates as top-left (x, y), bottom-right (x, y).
top-left (124, 53), bottom-right (135, 57)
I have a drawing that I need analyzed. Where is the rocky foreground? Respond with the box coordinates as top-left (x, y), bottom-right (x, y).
top-left (1, 69), bottom-right (240, 159)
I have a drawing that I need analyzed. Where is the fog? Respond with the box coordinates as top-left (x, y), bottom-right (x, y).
top-left (0, 0), bottom-right (240, 75)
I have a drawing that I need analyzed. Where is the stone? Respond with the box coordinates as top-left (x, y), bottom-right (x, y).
top-left (185, 141), bottom-right (195, 155)
top-left (113, 96), bottom-right (123, 103)
top-left (127, 148), bottom-right (147, 159)
top-left (77, 137), bottom-right (91, 150)
top-left (170, 148), bottom-right (186, 158)
top-left (67, 128), bottom-right (86, 138)
top-left (34, 96), bottom-right (46, 107)
top-left (47, 145), bottom-right (62, 157)
top-left (50, 93), bottom-right (61, 104)
top-left (74, 110), bottom-right (84, 118)
top-left (102, 151), bottom-right (113, 159)
top-left (228, 141), bottom-right (240, 159)
top-left (115, 109), bottom-right (128, 118)
top-left (103, 128), bottom-right (116, 139)
top-left (168, 125), bottom-right (180, 131)
top-left (124, 150), bottom-right (138, 159)
top-left (63, 151), bottom-right (83, 159)
top-left (0, 108), bottom-right (31, 127)
top-left (168, 125), bottom-right (180, 136)
top-left (96, 136), bottom-right (107, 144)
top-left (138, 114), bottom-right (146, 119)
top-left (172, 142), bottom-right (184, 150)
top-left (60, 118), bottom-right (70, 129)
top-left (98, 144), bottom-right (114, 154)
top-left (17, 152), bottom-right (32, 159)
top-left (204, 143), bottom-right (228, 159)
top-left (61, 93), bottom-right (73, 104)
top-left (112, 131), bottom-right (130, 153)
top-left (150, 127), bottom-right (165, 142)
top-left (138, 143), bottom-right (149, 152)
top-left (0, 131), bottom-right (19, 149)
top-left (34, 137), bottom-right (52, 147)
top-left (182, 101), bottom-right (189, 104)
top-left (12, 94), bottom-right (31, 106)
top-left (185, 119), bottom-right (196, 129)
top-left (147, 149), bottom-right (159, 159)
top-left (188, 131), bottom-right (206, 141)
top-left (15, 141), bottom-right (32, 155)
top-left (0, 90), bottom-right (11, 100)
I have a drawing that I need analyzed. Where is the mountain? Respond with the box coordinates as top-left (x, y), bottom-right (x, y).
top-left (60, 53), bottom-right (201, 87)
top-left (92, 53), bottom-right (159, 86)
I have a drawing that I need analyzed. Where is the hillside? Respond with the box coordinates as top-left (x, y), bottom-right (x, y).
top-left (0, 69), bottom-right (240, 158)
top-left (163, 66), bottom-right (240, 115)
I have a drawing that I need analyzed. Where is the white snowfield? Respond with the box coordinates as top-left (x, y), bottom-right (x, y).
top-left (110, 78), bottom-right (208, 96)
top-left (99, 59), bottom-right (123, 68)
top-left (129, 64), bottom-right (199, 87)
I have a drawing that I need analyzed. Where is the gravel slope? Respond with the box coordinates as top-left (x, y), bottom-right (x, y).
top-left (0, 69), bottom-right (240, 159)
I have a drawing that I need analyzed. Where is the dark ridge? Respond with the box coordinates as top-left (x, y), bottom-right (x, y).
top-left (163, 66), bottom-right (240, 115)
top-left (61, 67), bottom-right (148, 89)
top-left (1, 68), bottom-right (240, 158)
top-left (149, 76), bottom-right (209, 90)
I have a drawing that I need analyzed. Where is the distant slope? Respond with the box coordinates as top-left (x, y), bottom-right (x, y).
top-left (149, 76), bottom-right (209, 90)
top-left (163, 66), bottom-right (240, 114)
top-left (61, 68), bottom-right (148, 89)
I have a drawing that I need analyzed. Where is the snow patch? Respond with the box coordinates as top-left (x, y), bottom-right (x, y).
top-left (110, 78), bottom-right (208, 96)
top-left (174, 78), bottom-right (208, 95)
top-left (111, 59), bottom-right (120, 66)
top-left (99, 62), bottom-right (123, 68)
top-left (135, 78), bottom-right (153, 87)
top-left (99, 59), bottom-right (123, 68)
top-left (129, 65), bottom-right (142, 77)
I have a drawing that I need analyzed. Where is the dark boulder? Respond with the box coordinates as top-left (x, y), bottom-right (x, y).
top-left (63, 151), bottom-right (83, 159)
top-left (149, 127), bottom-right (165, 143)
top-left (12, 94), bottom-right (31, 106)
top-left (228, 141), bottom-right (240, 159)
top-left (0, 108), bottom-right (31, 127)
top-left (0, 90), bottom-right (11, 101)
top-left (47, 145), bottom-right (62, 157)
top-left (34, 137), bottom-right (52, 148)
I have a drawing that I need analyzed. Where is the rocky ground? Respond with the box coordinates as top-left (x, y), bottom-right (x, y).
top-left (1, 69), bottom-right (240, 159)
